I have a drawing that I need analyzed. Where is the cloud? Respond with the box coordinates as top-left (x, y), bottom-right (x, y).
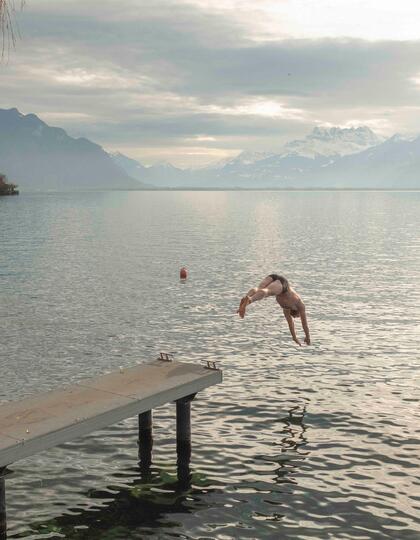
top-left (2, 0), bottom-right (420, 165)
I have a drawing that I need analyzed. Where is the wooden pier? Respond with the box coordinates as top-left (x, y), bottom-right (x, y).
top-left (0, 356), bottom-right (222, 537)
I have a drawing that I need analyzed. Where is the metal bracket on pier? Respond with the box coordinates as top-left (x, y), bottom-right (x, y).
top-left (158, 352), bottom-right (173, 362)
top-left (0, 467), bottom-right (13, 479)
top-left (205, 361), bottom-right (218, 370)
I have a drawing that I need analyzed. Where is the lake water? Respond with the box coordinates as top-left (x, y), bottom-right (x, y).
top-left (1, 190), bottom-right (419, 539)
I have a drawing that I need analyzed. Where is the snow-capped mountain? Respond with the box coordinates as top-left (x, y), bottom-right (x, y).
top-left (204, 126), bottom-right (384, 176)
top-left (281, 126), bottom-right (384, 158)
top-left (208, 151), bottom-right (276, 170)
top-left (110, 153), bottom-right (191, 187)
top-left (110, 151), bottom-right (148, 178)
top-left (108, 125), bottom-right (419, 189)
top-left (307, 134), bottom-right (420, 188)
top-left (145, 161), bottom-right (189, 187)
top-left (191, 126), bottom-right (420, 188)
top-left (199, 153), bottom-right (326, 188)
top-left (188, 126), bottom-right (386, 188)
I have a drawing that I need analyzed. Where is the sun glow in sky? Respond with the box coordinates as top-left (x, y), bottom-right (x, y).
top-left (187, 0), bottom-right (420, 40)
top-left (1, 0), bottom-right (420, 167)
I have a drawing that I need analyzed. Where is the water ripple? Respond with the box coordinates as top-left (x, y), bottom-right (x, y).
top-left (1, 191), bottom-right (419, 539)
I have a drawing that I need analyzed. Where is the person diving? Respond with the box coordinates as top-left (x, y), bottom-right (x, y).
top-left (237, 274), bottom-right (311, 346)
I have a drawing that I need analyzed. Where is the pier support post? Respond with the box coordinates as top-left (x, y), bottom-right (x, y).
top-left (176, 394), bottom-right (195, 448)
top-left (0, 468), bottom-right (6, 540)
top-left (176, 394), bottom-right (196, 489)
top-left (138, 410), bottom-right (153, 471)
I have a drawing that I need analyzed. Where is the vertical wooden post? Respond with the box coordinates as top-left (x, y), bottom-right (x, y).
top-left (138, 410), bottom-right (153, 471)
top-left (176, 398), bottom-right (191, 447)
top-left (0, 468), bottom-right (6, 540)
top-left (176, 394), bottom-right (196, 489)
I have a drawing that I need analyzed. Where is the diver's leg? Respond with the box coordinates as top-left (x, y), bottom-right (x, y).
top-left (238, 276), bottom-right (277, 318)
top-left (248, 280), bottom-right (283, 303)
top-left (245, 276), bottom-right (273, 297)
top-left (257, 276), bottom-right (275, 290)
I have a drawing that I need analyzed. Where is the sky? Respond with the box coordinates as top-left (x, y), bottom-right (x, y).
top-left (1, 0), bottom-right (420, 167)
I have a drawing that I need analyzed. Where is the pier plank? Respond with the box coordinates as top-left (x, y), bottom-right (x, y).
top-left (0, 360), bottom-right (222, 468)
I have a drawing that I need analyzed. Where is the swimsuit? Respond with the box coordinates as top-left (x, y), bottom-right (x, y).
top-left (268, 274), bottom-right (289, 293)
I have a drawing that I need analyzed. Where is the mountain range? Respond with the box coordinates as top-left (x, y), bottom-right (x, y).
top-left (113, 126), bottom-right (420, 189)
top-left (1, 108), bottom-right (419, 190)
top-left (0, 108), bottom-right (145, 191)
top-left (282, 126), bottom-right (384, 158)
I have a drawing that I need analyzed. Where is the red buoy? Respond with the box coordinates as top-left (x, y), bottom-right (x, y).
top-left (180, 267), bottom-right (188, 280)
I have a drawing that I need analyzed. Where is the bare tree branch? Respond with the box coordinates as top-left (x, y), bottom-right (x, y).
top-left (0, 0), bottom-right (24, 59)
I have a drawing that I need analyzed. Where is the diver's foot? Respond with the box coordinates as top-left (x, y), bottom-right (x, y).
top-left (238, 296), bottom-right (250, 318)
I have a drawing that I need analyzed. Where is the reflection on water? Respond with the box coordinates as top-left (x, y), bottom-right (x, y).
top-left (21, 442), bottom-right (196, 539)
top-left (13, 406), bottom-right (308, 540)
top-left (1, 191), bottom-right (419, 539)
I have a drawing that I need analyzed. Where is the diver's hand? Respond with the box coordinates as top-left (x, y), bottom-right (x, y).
top-left (304, 336), bottom-right (311, 345)
top-left (293, 337), bottom-right (302, 346)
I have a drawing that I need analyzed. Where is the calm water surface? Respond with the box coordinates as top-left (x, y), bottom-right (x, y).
top-left (0, 191), bottom-right (419, 539)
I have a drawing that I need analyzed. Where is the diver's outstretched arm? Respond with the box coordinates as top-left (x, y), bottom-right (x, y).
top-left (299, 302), bottom-right (311, 345)
top-left (283, 309), bottom-right (301, 346)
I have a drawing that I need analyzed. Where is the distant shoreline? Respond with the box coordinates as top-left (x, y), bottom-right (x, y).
top-left (16, 187), bottom-right (420, 194)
